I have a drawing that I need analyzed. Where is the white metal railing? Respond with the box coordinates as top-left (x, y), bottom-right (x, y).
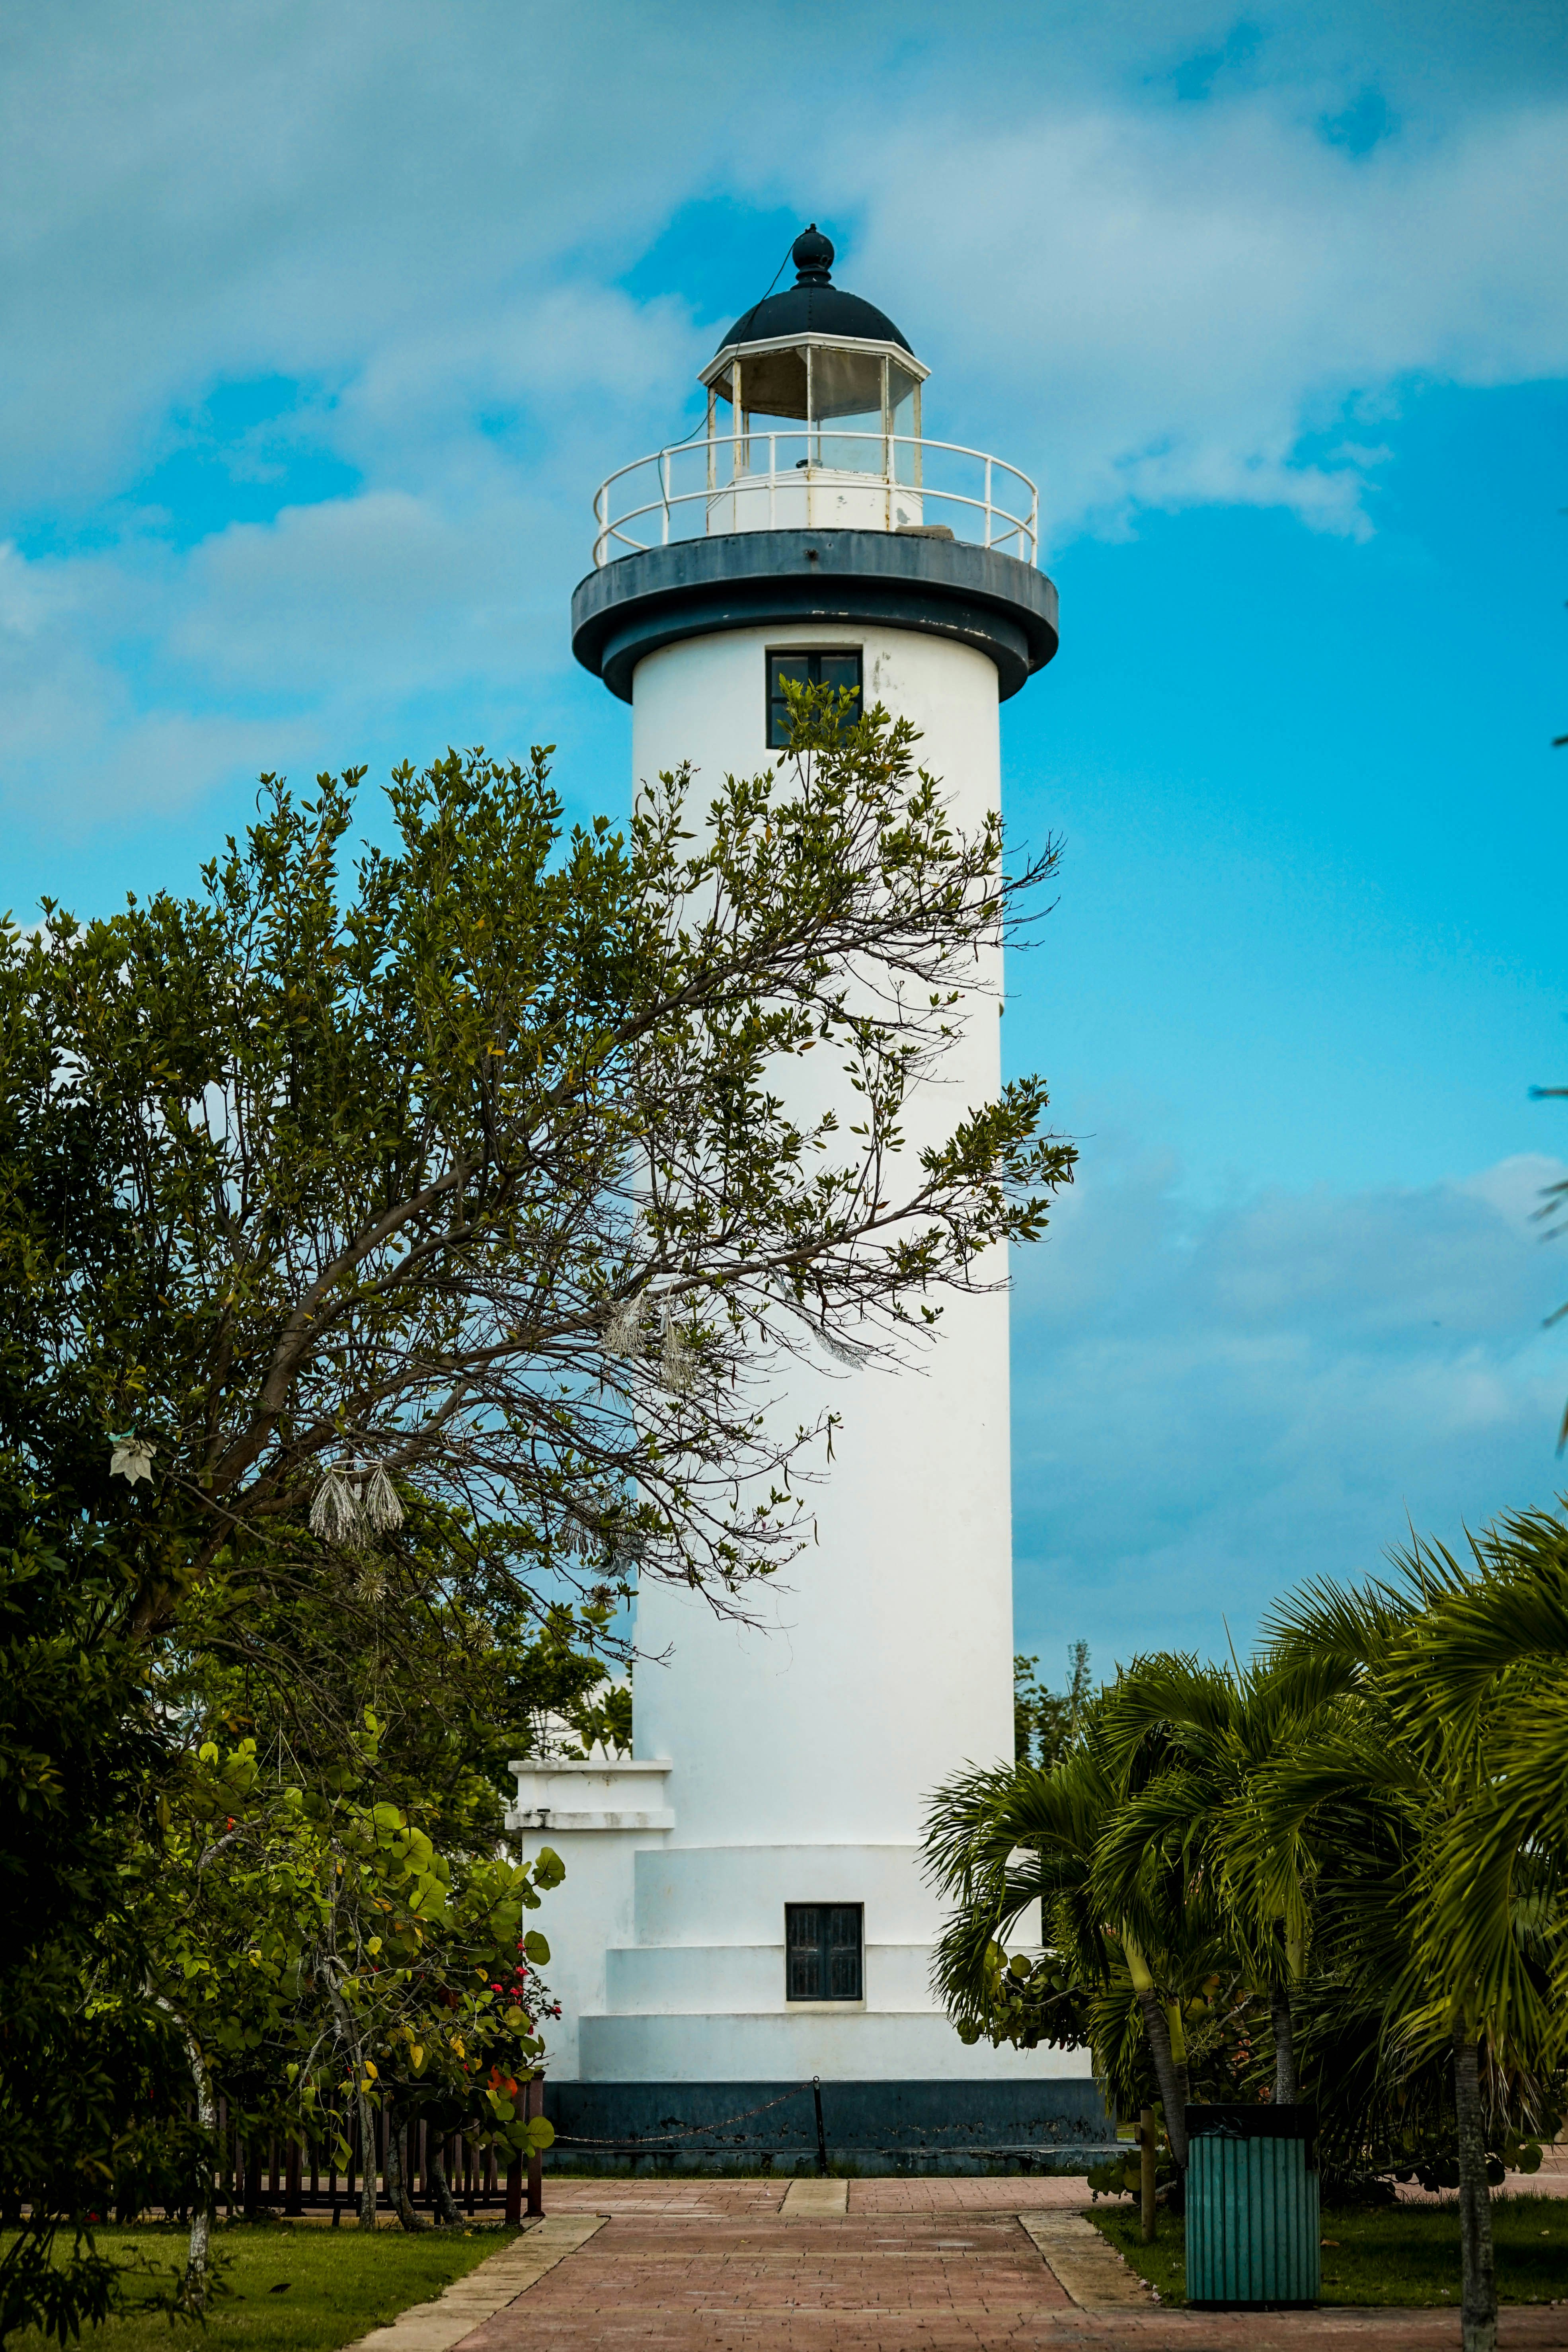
top-left (591, 431), bottom-right (1038, 568)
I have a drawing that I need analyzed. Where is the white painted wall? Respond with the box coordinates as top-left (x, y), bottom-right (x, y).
top-left (507, 1758), bottom-right (672, 2081)
top-left (630, 623), bottom-right (1012, 1845)
top-left (705, 468), bottom-right (922, 535)
top-left (525, 615), bottom-right (1090, 2088)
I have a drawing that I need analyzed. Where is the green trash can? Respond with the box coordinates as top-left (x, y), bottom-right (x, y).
top-left (1184, 2105), bottom-right (1319, 2310)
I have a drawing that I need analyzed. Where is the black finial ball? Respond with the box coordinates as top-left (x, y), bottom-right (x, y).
top-left (792, 223), bottom-right (834, 285)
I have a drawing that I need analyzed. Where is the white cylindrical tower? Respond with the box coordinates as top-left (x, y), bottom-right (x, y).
top-left (520, 227), bottom-right (1104, 2171)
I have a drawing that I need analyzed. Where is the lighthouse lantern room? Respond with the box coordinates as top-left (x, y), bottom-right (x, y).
top-left (510, 227), bottom-right (1107, 2174)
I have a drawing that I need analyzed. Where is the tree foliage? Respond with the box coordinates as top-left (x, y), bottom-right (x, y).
top-left (928, 1504), bottom-right (1568, 2348)
top-left (0, 706), bottom-right (1074, 2336)
top-left (3, 716), bottom-right (1069, 1638)
top-left (1013, 1642), bottom-right (1092, 1767)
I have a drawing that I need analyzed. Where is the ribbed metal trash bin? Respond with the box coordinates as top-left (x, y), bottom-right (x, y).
top-left (1184, 2105), bottom-right (1319, 2310)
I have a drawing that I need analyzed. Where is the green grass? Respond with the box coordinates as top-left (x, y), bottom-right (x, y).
top-left (6, 2221), bottom-right (517, 2352)
top-left (1090, 2195), bottom-right (1568, 2308)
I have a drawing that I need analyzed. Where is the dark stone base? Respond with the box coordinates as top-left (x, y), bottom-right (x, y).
top-left (542, 2077), bottom-right (1117, 2177)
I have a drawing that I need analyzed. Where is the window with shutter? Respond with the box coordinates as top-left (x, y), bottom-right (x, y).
top-left (784, 1903), bottom-right (863, 2001)
top-left (766, 649), bottom-right (863, 750)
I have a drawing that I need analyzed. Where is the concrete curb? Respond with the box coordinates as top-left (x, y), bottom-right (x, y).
top-left (780, 2179), bottom-right (850, 2217)
top-left (1018, 2210), bottom-right (1157, 2311)
top-left (341, 2217), bottom-right (608, 2352)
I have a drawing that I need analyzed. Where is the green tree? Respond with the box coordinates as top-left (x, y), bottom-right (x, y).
top-left (4, 717), bottom-right (1068, 1643)
top-left (924, 1694), bottom-right (1223, 2179)
top-left (1096, 1652), bottom-right (1352, 2104)
top-left (120, 1708), bottom-right (560, 2297)
top-left (1262, 1539), bottom-right (1568, 2352)
top-left (1392, 1507), bottom-right (1568, 2066)
top-left (1, 706), bottom-right (1073, 2334)
top-left (1012, 1641), bottom-right (1091, 1767)
top-left (0, 1496), bottom-right (169, 2343)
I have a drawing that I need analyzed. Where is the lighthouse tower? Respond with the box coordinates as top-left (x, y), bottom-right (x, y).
top-left (509, 228), bottom-right (1106, 2170)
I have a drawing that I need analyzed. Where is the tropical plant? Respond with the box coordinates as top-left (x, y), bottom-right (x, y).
top-left (1013, 1641), bottom-right (1092, 1767)
top-left (115, 1707), bottom-right (561, 2300)
top-left (1260, 1536), bottom-right (1568, 2352)
top-left (924, 1694), bottom-right (1224, 2179)
top-left (1096, 1652), bottom-right (1355, 2105)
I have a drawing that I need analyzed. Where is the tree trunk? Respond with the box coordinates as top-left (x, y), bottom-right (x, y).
top-left (153, 1998), bottom-right (216, 2311)
top-left (385, 2111), bottom-right (425, 2231)
top-left (428, 2138), bottom-right (463, 2228)
top-left (1164, 1999), bottom-right (1193, 2114)
top-left (324, 1974), bottom-right (379, 2231)
top-left (357, 2092), bottom-right (378, 2232)
top-left (1271, 1984), bottom-right (1299, 2106)
top-left (1139, 2107), bottom-right (1157, 2244)
top-left (1453, 2027), bottom-right (1497, 2352)
top-left (1128, 1972), bottom-right (1188, 2172)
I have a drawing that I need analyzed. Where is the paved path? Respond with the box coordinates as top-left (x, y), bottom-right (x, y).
top-left (442, 2178), bottom-right (1568, 2350)
top-left (345, 2218), bottom-right (605, 2352)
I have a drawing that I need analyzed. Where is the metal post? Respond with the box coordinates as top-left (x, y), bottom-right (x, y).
top-left (768, 436), bottom-right (776, 530)
top-left (984, 454), bottom-right (993, 549)
top-left (1140, 2107), bottom-right (1157, 2243)
top-left (813, 2075), bottom-right (829, 2177)
top-left (659, 448), bottom-right (669, 545)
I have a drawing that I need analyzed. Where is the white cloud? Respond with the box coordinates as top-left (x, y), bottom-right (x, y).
top-left (1013, 1147), bottom-right (1568, 1671)
top-left (844, 96), bottom-right (1568, 536)
top-left (1, 1), bottom-right (1565, 820)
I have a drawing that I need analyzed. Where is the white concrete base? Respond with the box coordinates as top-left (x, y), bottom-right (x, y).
top-left (512, 1765), bottom-right (1096, 2092)
top-left (579, 2009), bottom-right (1094, 2083)
top-left (508, 1757), bottom-right (674, 2081)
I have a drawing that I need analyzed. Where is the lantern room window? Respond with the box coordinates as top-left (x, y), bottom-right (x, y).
top-left (767, 648), bottom-right (862, 749)
top-left (786, 1903), bottom-right (864, 2001)
top-left (708, 347), bottom-right (924, 481)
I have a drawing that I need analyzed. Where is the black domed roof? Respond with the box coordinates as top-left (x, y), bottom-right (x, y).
top-left (717, 225), bottom-right (912, 355)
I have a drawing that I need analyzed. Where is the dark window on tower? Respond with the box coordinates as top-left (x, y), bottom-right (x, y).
top-left (766, 649), bottom-right (863, 750)
top-left (785, 1903), bottom-right (864, 2001)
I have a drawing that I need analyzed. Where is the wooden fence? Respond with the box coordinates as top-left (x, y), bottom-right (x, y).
top-left (214, 2098), bottom-right (507, 2216)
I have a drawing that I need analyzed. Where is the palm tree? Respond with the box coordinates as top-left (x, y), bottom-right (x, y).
top-left (1097, 1651), bottom-right (1353, 2104)
top-left (1262, 1538), bottom-right (1568, 2352)
top-left (923, 1701), bottom-right (1221, 2176)
top-left (1391, 1507), bottom-right (1568, 2069)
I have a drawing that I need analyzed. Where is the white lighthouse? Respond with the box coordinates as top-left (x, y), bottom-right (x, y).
top-left (509, 227), bottom-right (1105, 2170)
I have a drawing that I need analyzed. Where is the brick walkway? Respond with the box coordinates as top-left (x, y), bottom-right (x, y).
top-left (452, 2179), bottom-right (1568, 2349)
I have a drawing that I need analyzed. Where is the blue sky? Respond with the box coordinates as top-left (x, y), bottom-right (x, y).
top-left (2, 0), bottom-right (1565, 1680)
